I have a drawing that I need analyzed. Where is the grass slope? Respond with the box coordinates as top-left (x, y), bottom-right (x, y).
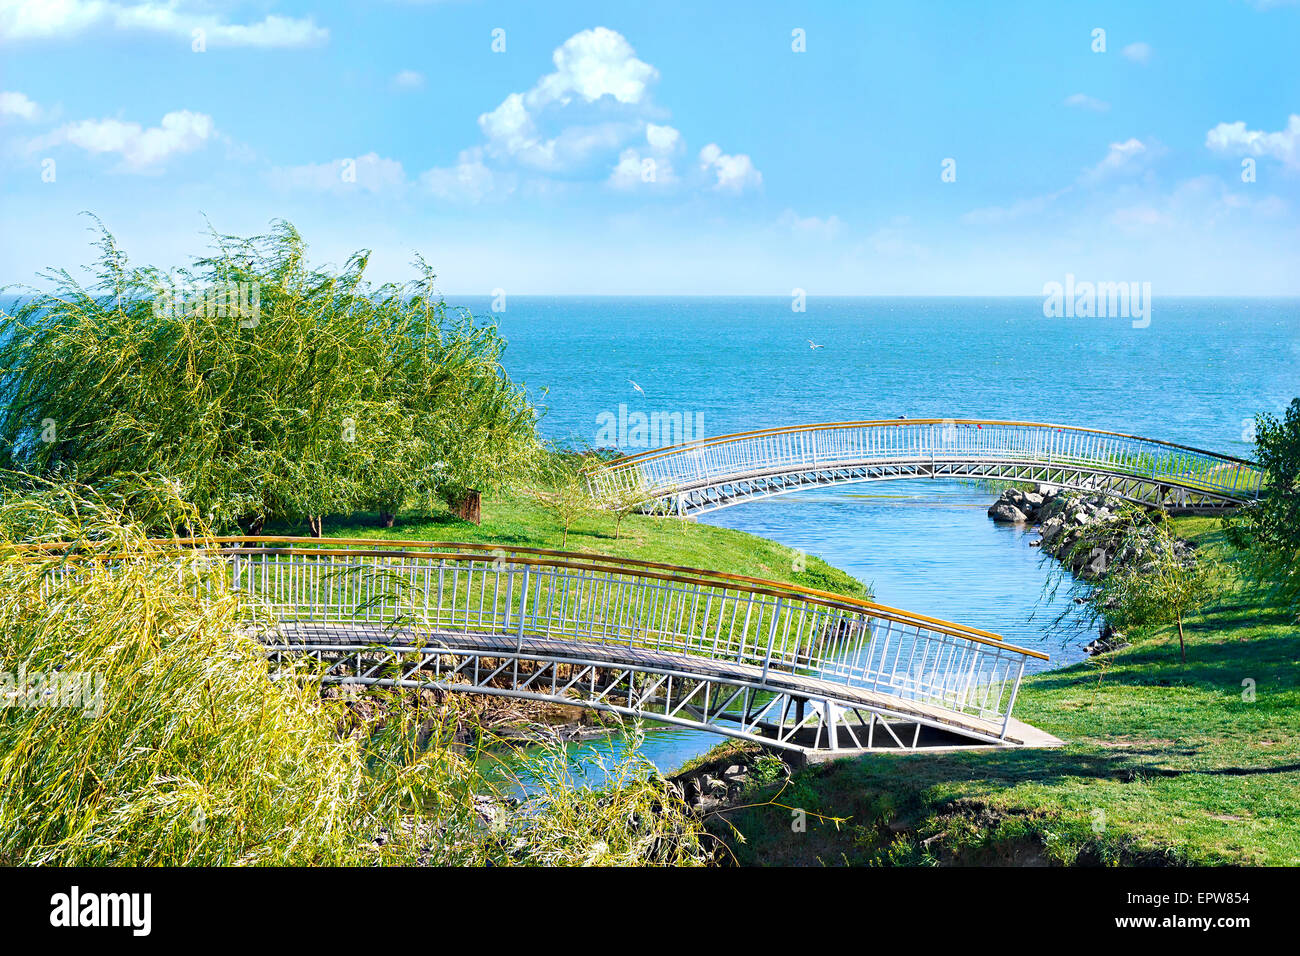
top-left (287, 493), bottom-right (869, 600)
top-left (708, 517), bottom-right (1300, 866)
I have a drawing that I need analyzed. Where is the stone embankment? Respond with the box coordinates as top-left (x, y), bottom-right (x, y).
top-left (670, 751), bottom-right (792, 816)
top-left (988, 485), bottom-right (1196, 580)
top-left (988, 485), bottom-right (1196, 655)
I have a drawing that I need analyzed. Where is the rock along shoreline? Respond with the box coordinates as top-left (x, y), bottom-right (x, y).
top-left (987, 484), bottom-right (1197, 655)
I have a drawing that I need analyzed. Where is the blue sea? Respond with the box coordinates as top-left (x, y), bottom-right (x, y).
top-left (451, 295), bottom-right (1300, 771)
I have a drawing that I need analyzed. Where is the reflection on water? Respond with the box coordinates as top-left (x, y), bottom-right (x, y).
top-left (477, 722), bottom-right (723, 798)
top-left (490, 480), bottom-right (1091, 783)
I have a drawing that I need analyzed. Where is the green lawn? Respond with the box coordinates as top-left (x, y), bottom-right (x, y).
top-left (267, 493), bottom-right (869, 600)
top-left (704, 517), bottom-right (1300, 866)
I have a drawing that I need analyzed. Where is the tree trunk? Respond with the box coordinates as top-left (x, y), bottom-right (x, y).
top-left (238, 514), bottom-right (265, 536)
top-left (307, 515), bottom-right (323, 538)
top-left (1177, 617), bottom-right (1186, 663)
top-left (378, 511), bottom-right (396, 528)
top-left (450, 489), bottom-right (481, 525)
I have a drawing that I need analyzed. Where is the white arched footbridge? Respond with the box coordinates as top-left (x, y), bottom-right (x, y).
top-left (58, 538), bottom-right (1053, 755)
top-left (587, 419), bottom-right (1263, 516)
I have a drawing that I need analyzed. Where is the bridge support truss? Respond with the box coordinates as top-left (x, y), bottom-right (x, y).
top-left (666, 460), bottom-right (1246, 517)
top-left (269, 635), bottom-right (1029, 753)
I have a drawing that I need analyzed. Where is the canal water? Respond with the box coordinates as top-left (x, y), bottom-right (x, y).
top-left (456, 295), bottom-right (1300, 775)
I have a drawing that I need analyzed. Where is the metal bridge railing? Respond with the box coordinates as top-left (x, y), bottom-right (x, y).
top-left (32, 538), bottom-right (1048, 735)
top-left (213, 538), bottom-right (1046, 731)
top-left (588, 419), bottom-right (1263, 504)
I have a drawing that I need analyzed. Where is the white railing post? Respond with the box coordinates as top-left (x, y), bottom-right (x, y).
top-left (516, 565), bottom-right (530, 651)
top-left (1000, 655), bottom-right (1027, 739)
top-left (761, 598), bottom-right (783, 682)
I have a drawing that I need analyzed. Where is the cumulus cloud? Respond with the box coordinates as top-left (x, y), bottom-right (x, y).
top-left (698, 143), bottom-right (762, 192)
top-left (476, 28), bottom-right (659, 171)
top-left (271, 152), bottom-right (406, 193)
top-left (645, 123), bottom-right (680, 152)
top-left (530, 27), bottom-right (658, 107)
top-left (1064, 93), bottom-right (1109, 112)
top-left (0, 89), bottom-right (38, 121)
top-left (607, 124), bottom-right (684, 189)
top-left (37, 109), bottom-right (215, 170)
top-left (1205, 114), bottom-right (1300, 169)
top-left (406, 27), bottom-right (759, 200)
top-left (1121, 42), bottom-right (1151, 64)
top-left (0, 0), bottom-right (328, 47)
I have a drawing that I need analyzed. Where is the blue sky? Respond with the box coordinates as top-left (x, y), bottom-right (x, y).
top-left (2, 0), bottom-right (1298, 294)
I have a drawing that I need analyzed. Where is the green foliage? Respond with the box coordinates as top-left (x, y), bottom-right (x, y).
top-left (0, 482), bottom-right (709, 866)
top-left (1090, 515), bottom-right (1215, 662)
top-left (1227, 397), bottom-right (1300, 617)
top-left (486, 728), bottom-right (710, 866)
top-left (1049, 504), bottom-right (1215, 662)
top-left (0, 483), bottom-right (476, 865)
top-left (527, 450), bottom-right (601, 547)
top-left (600, 468), bottom-right (656, 540)
top-left (0, 219), bottom-right (538, 532)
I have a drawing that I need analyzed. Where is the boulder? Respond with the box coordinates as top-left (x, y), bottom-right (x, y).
top-left (989, 502), bottom-right (1029, 523)
top-left (1038, 515), bottom-right (1065, 546)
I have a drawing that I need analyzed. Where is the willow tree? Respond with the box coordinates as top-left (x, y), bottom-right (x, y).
top-left (0, 219), bottom-right (538, 533)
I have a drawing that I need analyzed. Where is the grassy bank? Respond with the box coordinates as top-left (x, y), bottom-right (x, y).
top-left (699, 516), bottom-right (1300, 866)
top-left (285, 491), bottom-right (869, 600)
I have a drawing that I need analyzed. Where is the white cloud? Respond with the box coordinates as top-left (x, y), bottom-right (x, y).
top-left (698, 143), bottom-right (761, 192)
top-left (1121, 42), bottom-right (1151, 64)
top-left (1064, 93), bottom-right (1109, 112)
top-left (1110, 175), bottom-right (1291, 234)
top-left (476, 29), bottom-right (659, 172)
top-left (645, 122), bottom-right (680, 152)
top-left (0, 89), bottom-right (38, 121)
top-left (421, 28), bottom-right (756, 198)
top-left (1205, 114), bottom-right (1300, 169)
top-left (530, 27), bottom-right (658, 108)
top-left (0, 0), bottom-right (327, 47)
top-left (271, 152), bottom-right (406, 193)
top-left (608, 123), bottom-right (683, 185)
top-left (479, 93), bottom-right (538, 156)
top-left (38, 109), bottom-right (215, 170)
top-left (421, 148), bottom-right (512, 202)
top-left (392, 70), bottom-right (425, 91)
top-left (607, 146), bottom-right (676, 189)
top-left (1082, 137), bottom-right (1150, 181)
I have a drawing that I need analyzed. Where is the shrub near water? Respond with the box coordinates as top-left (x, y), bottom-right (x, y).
top-left (0, 497), bottom-right (484, 865)
top-left (0, 485), bottom-right (710, 866)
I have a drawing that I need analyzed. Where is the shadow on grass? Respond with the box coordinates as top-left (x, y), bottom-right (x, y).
top-left (1021, 628), bottom-right (1300, 696)
top-left (834, 744), bottom-right (1300, 799)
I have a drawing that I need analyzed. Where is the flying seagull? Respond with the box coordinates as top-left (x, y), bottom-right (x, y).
top-left (807, 339), bottom-right (824, 350)
top-left (628, 379), bottom-right (645, 395)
